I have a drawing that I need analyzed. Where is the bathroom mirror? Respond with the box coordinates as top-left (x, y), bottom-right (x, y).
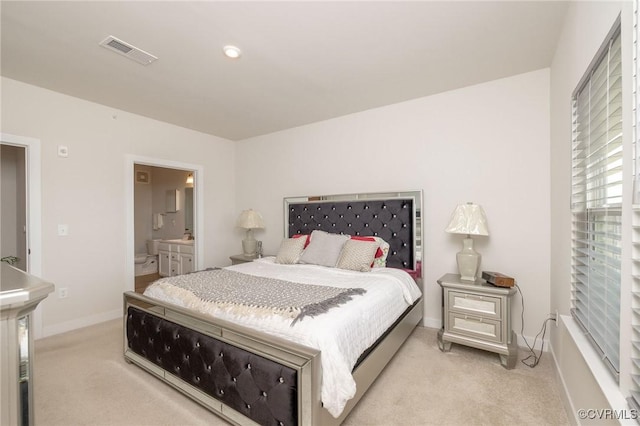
top-left (165, 189), bottom-right (180, 213)
top-left (184, 188), bottom-right (193, 233)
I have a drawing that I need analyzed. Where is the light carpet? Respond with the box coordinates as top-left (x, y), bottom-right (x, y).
top-left (33, 319), bottom-right (569, 425)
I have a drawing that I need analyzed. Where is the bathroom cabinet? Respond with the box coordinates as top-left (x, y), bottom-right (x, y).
top-left (158, 241), bottom-right (194, 277)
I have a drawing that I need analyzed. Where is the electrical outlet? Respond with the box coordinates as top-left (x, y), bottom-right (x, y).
top-left (58, 287), bottom-right (68, 299)
top-left (58, 224), bottom-right (69, 236)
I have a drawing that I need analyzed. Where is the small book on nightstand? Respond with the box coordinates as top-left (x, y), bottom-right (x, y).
top-left (482, 271), bottom-right (515, 287)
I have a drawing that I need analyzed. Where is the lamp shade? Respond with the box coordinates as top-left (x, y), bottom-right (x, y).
top-left (445, 203), bottom-right (489, 236)
top-left (236, 209), bottom-right (265, 229)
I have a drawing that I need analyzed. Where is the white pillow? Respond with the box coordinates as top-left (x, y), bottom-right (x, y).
top-left (299, 230), bottom-right (350, 267)
top-left (337, 239), bottom-right (379, 272)
top-left (275, 237), bottom-right (306, 264)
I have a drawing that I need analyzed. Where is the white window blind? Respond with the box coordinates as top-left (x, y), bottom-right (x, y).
top-left (630, 0), bottom-right (640, 409)
top-left (571, 27), bottom-right (622, 377)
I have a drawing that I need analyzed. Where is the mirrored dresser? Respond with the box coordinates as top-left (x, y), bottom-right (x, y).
top-left (1, 263), bottom-right (54, 425)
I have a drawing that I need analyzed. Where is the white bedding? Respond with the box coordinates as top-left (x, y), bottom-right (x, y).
top-left (144, 257), bottom-right (422, 417)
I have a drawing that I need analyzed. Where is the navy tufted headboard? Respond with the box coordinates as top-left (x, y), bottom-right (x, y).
top-left (285, 196), bottom-right (418, 271)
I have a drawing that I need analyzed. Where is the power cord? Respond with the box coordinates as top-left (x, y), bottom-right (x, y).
top-left (516, 284), bottom-right (554, 368)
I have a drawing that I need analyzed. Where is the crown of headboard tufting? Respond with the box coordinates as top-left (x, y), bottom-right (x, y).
top-left (284, 191), bottom-right (422, 272)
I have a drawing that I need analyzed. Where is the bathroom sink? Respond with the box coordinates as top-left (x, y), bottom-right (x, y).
top-left (162, 239), bottom-right (194, 245)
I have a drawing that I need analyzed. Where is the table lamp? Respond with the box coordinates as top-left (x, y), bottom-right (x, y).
top-left (445, 202), bottom-right (489, 281)
top-left (236, 209), bottom-right (264, 256)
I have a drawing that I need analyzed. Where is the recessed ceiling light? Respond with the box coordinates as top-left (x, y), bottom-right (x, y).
top-left (223, 45), bottom-right (242, 59)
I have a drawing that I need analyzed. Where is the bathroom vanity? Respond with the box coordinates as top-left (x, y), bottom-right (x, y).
top-left (158, 240), bottom-right (194, 277)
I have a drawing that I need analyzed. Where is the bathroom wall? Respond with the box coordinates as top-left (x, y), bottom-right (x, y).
top-left (150, 166), bottom-right (191, 241)
top-left (133, 164), bottom-right (153, 254)
top-left (133, 164), bottom-right (192, 254)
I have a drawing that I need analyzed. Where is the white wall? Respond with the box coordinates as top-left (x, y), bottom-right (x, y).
top-left (549, 0), bottom-right (629, 421)
top-left (235, 69), bottom-right (551, 340)
top-left (0, 56), bottom-right (552, 349)
top-left (1, 77), bottom-right (237, 336)
top-left (0, 70), bottom-right (552, 342)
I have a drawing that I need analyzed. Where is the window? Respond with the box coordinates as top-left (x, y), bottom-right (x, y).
top-left (571, 25), bottom-right (622, 378)
top-left (631, 1), bottom-right (640, 408)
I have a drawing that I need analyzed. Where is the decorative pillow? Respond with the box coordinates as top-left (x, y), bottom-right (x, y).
top-left (299, 230), bottom-right (350, 267)
top-left (351, 236), bottom-right (384, 259)
top-left (292, 233), bottom-right (311, 248)
top-left (275, 237), bottom-right (306, 264)
top-left (337, 239), bottom-right (380, 272)
top-left (350, 236), bottom-right (389, 268)
top-left (372, 237), bottom-right (390, 268)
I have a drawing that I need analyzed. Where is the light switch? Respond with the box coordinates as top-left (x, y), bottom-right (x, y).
top-left (58, 224), bottom-right (69, 236)
top-left (57, 145), bottom-right (69, 157)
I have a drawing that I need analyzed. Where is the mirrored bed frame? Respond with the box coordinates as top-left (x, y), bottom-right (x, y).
top-left (123, 190), bottom-right (424, 425)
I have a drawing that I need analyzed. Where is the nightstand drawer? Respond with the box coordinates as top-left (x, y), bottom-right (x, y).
top-left (447, 291), bottom-right (501, 319)
top-left (448, 312), bottom-right (502, 343)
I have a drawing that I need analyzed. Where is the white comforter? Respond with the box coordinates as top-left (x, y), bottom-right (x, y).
top-left (144, 257), bottom-right (422, 417)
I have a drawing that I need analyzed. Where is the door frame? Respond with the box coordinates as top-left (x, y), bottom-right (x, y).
top-left (1, 133), bottom-right (44, 337)
top-left (124, 155), bottom-right (204, 292)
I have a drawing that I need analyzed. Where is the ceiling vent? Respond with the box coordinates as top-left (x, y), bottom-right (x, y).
top-left (99, 36), bottom-right (158, 66)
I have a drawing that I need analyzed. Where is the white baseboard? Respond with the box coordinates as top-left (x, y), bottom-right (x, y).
top-left (40, 308), bottom-right (121, 338)
top-left (422, 316), bottom-right (441, 329)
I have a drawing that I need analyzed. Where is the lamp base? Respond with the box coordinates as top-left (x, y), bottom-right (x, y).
top-left (457, 237), bottom-right (480, 281)
top-left (242, 239), bottom-right (257, 257)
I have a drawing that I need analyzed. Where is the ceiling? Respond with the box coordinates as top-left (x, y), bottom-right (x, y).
top-left (1, 1), bottom-right (568, 141)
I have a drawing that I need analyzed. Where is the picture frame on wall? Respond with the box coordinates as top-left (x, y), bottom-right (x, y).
top-left (136, 171), bottom-right (150, 184)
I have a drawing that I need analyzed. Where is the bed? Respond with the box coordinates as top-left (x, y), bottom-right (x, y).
top-left (123, 191), bottom-right (424, 425)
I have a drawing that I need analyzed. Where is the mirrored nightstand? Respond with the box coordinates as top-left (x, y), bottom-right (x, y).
top-left (437, 273), bottom-right (517, 369)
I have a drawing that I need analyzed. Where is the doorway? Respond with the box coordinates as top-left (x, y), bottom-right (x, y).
top-left (125, 155), bottom-right (204, 294)
top-left (1, 133), bottom-right (44, 337)
top-left (133, 165), bottom-right (196, 292)
top-left (1, 144), bottom-right (27, 271)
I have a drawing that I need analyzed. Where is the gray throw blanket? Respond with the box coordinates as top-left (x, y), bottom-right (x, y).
top-left (152, 269), bottom-right (366, 325)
